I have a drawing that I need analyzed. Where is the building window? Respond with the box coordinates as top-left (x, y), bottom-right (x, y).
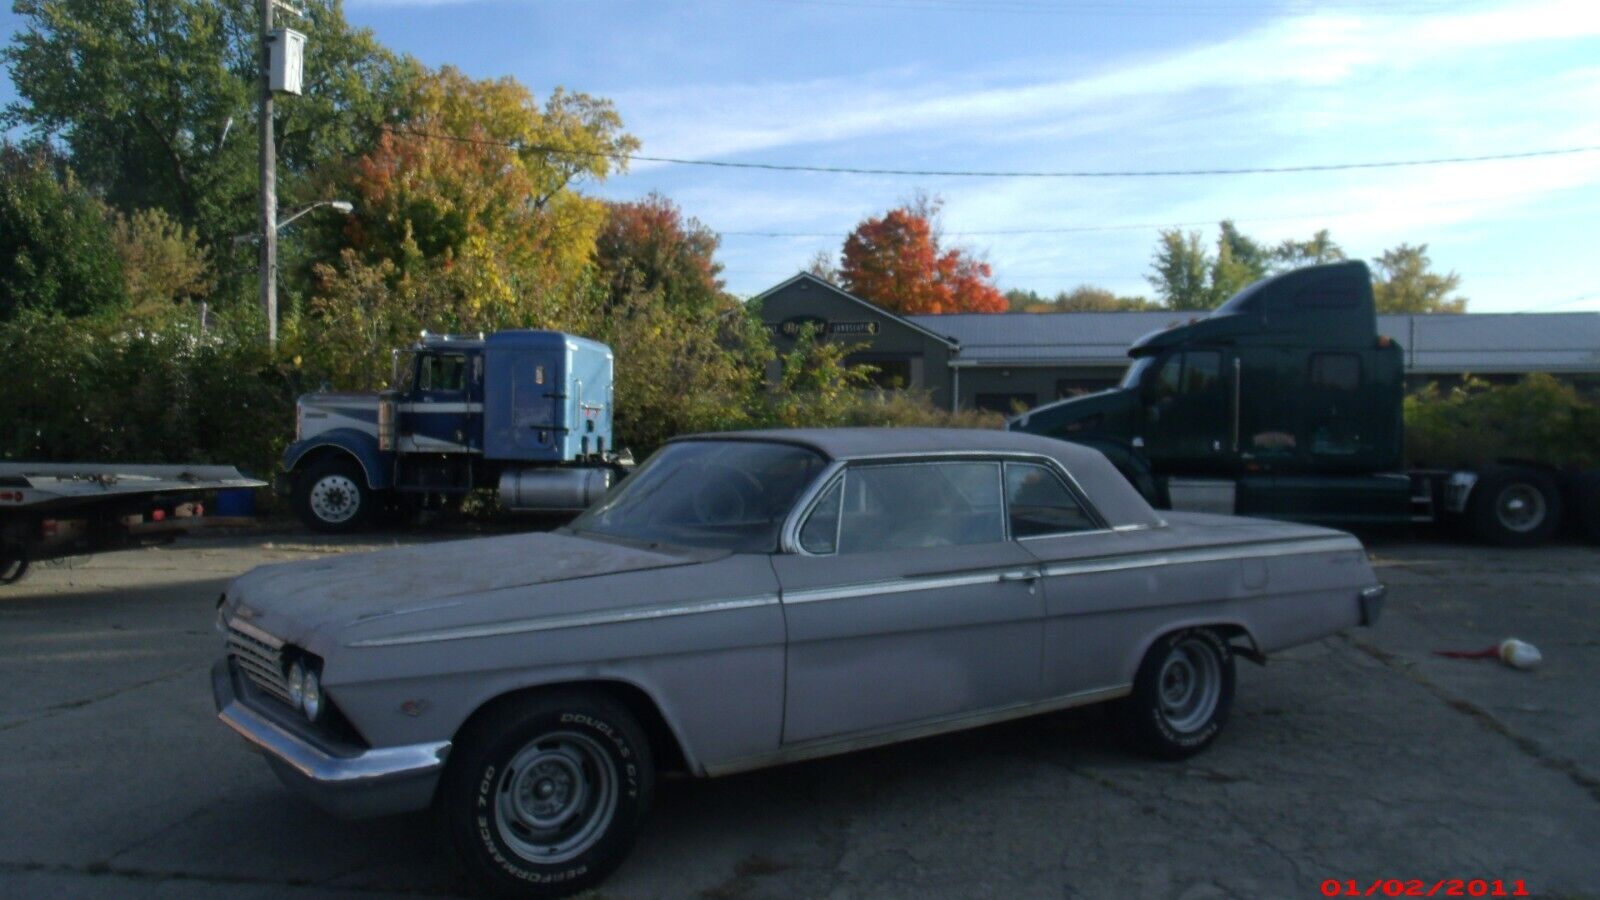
top-left (861, 358), bottom-right (913, 389)
top-left (974, 393), bottom-right (1036, 415)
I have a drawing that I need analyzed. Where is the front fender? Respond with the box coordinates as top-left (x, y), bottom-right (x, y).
top-left (282, 429), bottom-right (391, 489)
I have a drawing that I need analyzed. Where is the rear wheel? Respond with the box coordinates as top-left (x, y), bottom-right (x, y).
top-left (1120, 628), bottom-right (1235, 759)
top-left (439, 690), bottom-right (654, 898)
top-left (292, 457), bottom-right (372, 534)
top-left (1469, 467), bottom-right (1562, 547)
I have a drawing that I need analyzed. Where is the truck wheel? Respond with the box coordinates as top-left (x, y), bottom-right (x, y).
top-left (1469, 467), bottom-right (1562, 547)
top-left (292, 458), bottom-right (372, 534)
top-left (1578, 470), bottom-right (1600, 544)
top-left (1119, 628), bottom-right (1235, 760)
top-left (439, 690), bottom-right (654, 898)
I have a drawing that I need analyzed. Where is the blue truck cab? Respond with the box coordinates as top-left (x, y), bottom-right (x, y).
top-left (281, 330), bottom-right (621, 532)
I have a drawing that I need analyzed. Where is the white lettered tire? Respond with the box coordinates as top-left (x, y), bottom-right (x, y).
top-left (439, 690), bottom-right (654, 898)
top-left (1120, 628), bottom-right (1236, 759)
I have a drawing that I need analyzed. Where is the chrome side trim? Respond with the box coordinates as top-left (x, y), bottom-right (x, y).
top-left (703, 684), bottom-right (1131, 777)
top-left (395, 402), bottom-right (484, 414)
top-left (782, 567), bottom-right (1038, 605)
top-left (1039, 535), bottom-right (1363, 579)
top-left (345, 593), bottom-right (781, 648)
top-left (214, 661), bottom-right (449, 785)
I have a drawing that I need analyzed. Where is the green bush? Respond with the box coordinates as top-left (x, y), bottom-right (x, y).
top-left (0, 307), bottom-right (298, 479)
top-left (1404, 374), bottom-right (1600, 469)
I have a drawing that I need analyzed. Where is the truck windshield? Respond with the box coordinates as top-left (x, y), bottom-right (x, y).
top-left (1120, 356), bottom-right (1155, 389)
top-left (569, 441), bottom-right (828, 553)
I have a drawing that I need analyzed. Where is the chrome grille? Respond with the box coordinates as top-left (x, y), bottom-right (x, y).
top-left (226, 619), bottom-right (293, 705)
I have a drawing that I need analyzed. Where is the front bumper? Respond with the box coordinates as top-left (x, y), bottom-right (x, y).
top-left (212, 659), bottom-right (450, 818)
top-left (1359, 584), bottom-right (1386, 627)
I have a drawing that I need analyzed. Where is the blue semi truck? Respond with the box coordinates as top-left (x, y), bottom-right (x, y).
top-left (281, 330), bottom-right (624, 532)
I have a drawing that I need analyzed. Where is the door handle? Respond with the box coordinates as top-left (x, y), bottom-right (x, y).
top-left (998, 570), bottom-right (1040, 583)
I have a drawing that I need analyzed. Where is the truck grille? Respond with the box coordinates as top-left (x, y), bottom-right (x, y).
top-left (226, 619), bottom-right (293, 705)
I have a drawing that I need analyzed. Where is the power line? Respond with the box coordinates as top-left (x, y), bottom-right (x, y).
top-left (378, 127), bottom-right (1600, 180)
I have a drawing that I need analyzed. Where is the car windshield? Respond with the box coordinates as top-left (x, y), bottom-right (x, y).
top-left (569, 440), bottom-right (829, 553)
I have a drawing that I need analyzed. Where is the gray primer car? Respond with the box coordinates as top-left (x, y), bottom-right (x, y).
top-left (213, 427), bottom-right (1384, 897)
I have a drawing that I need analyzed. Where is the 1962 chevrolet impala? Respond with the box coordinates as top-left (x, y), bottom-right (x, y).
top-left (213, 428), bottom-right (1384, 897)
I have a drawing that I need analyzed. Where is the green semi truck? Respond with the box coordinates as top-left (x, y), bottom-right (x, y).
top-left (1008, 261), bottom-right (1600, 546)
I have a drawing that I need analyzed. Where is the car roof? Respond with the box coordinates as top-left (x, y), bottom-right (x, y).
top-left (668, 427), bottom-right (1165, 529)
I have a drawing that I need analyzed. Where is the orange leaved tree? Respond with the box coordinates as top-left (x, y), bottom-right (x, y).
top-left (838, 201), bottom-right (1006, 314)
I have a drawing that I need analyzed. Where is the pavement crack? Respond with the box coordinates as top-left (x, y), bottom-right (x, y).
top-left (0, 662), bottom-right (208, 732)
top-left (1342, 633), bottom-right (1600, 806)
top-left (0, 860), bottom-right (464, 896)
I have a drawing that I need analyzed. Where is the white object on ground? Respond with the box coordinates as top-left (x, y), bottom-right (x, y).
top-left (1499, 638), bottom-right (1542, 670)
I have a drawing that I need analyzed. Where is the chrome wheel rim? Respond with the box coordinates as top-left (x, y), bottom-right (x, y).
top-left (494, 731), bottom-right (617, 865)
top-left (1495, 483), bottom-right (1546, 533)
top-left (309, 475), bottom-right (360, 524)
top-left (1158, 638), bottom-right (1222, 733)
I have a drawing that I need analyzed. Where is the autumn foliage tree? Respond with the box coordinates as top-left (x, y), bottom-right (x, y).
top-left (594, 192), bottom-right (725, 314)
top-left (838, 199), bottom-right (1006, 314)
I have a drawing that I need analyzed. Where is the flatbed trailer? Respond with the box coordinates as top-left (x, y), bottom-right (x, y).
top-left (0, 463), bottom-right (265, 585)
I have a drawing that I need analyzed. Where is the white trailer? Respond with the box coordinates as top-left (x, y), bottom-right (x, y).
top-left (0, 463), bottom-right (265, 585)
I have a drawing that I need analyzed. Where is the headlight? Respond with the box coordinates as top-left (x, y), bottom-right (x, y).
top-left (302, 668), bottom-right (323, 723)
top-left (287, 660), bottom-right (306, 709)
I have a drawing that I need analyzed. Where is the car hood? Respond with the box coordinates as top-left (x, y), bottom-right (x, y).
top-left (221, 530), bottom-right (716, 644)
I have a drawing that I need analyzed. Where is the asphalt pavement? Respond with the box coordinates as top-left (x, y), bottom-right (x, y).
top-left (1, 530), bottom-right (1596, 899)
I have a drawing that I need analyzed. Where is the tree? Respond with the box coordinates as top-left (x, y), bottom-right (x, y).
top-left (3, 0), bottom-right (412, 255)
top-left (1272, 229), bottom-right (1344, 270)
top-left (0, 143), bottom-right (124, 320)
top-left (839, 199), bottom-right (1006, 314)
top-left (594, 193), bottom-right (725, 315)
top-left (1147, 229), bottom-right (1214, 310)
top-left (1212, 219), bottom-right (1270, 300)
top-left (805, 249), bottom-right (840, 285)
top-left (113, 208), bottom-right (210, 317)
top-left (1371, 244), bottom-right (1466, 313)
top-left (1006, 285), bottom-right (1158, 312)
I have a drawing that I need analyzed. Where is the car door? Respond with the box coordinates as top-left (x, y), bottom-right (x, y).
top-left (770, 458), bottom-right (1044, 745)
top-left (1003, 459), bottom-right (1146, 699)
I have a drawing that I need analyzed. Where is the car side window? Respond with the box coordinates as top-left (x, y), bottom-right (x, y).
top-left (833, 461), bottom-right (1004, 554)
top-left (798, 478), bottom-right (842, 554)
top-left (1005, 462), bottom-right (1098, 537)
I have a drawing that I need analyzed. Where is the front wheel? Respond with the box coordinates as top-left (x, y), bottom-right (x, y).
top-left (1120, 628), bottom-right (1235, 759)
top-left (439, 691), bottom-right (654, 898)
top-left (291, 458), bottom-right (372, 534)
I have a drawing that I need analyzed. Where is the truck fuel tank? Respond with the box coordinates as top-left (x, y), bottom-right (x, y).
top-left (498, 467), bottom-right (612, 512)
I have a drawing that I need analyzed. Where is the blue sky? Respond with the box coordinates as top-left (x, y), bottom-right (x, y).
top-left (5, 0), bottom-right (1599, 311)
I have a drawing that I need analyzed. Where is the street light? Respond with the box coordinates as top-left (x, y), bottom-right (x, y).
top-left (231, 200), bottom-right (354, 244)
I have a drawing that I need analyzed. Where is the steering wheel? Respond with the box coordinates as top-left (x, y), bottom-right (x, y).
top-left (689, 465), bottom-right (764, 525)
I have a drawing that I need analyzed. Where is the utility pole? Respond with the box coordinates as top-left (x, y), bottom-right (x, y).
top-left (258, 0), bottom-right (278, 346)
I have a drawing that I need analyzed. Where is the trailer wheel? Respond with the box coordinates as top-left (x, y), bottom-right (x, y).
top-left (292, 457), bottom-right (372, 534)
top-left (0, 555), bottom-right (28, 585)
top-left (1469, 467), bottom-right (1562, 547)
top-left (1577, 470), bottom-right (1600, 544)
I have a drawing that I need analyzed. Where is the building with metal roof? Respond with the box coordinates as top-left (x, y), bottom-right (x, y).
top-left (755, 272), bottom-right (1600, 413)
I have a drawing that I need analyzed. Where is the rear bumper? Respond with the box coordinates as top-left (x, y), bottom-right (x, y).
top-left (212, 659), bottom-right (450, 818)
top-left (1359, 584), bottom-right (1386, 627)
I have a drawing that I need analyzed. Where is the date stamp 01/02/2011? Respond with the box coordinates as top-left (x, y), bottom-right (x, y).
top-left (1320, 880), bottom-right (1530, 897)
